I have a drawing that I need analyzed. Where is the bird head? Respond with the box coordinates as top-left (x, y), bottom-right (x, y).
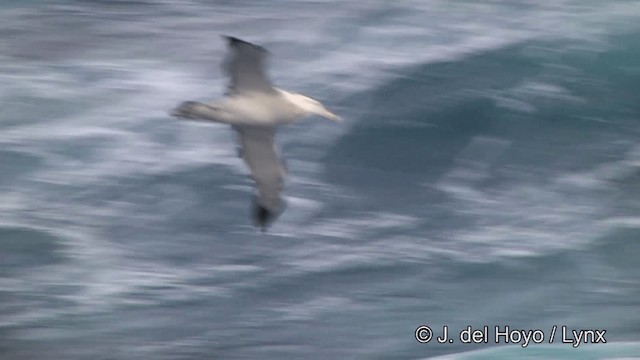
top-left (287, 93), bottom-right (341, 122)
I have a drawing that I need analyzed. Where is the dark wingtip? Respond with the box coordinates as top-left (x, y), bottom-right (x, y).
top-left (253, 202), bottom-right (273, 232)
top-left (251, 197), bottom-right (288, 232)
top-left (221, 35), bottom-right (269, 54)
top-left (222, 35), bottom-right (240, 45)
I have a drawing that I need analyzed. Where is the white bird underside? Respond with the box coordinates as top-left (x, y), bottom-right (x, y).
top-left (171, 35), bottom-right (339, 230)
top-left (233, 125), bottom-right (284, 215)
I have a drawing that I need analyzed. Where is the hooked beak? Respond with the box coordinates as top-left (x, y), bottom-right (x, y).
top-left (319, 107), bottom-right (341, 122)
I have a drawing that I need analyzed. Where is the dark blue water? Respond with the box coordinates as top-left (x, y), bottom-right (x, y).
top-left (1, 1), bottom-right (639, 359)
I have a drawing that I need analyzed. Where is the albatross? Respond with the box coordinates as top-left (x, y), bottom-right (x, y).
top-left (171, 36), bottom-right (340, 231)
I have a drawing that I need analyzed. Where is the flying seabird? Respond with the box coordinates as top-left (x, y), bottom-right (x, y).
top-left (171, 36), bottom-right (340, 231)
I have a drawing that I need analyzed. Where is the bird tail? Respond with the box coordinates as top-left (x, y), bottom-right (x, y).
top-left (170, 101), bottom-right (229, 123)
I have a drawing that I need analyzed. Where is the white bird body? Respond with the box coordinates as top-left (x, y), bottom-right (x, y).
top-left (207, 89), bottom-right (305, 126)
top-left (171, 36), bottom-right (339, 230)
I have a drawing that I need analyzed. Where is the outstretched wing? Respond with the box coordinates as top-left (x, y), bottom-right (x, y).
top-left (234, 125), bottom-right (286, 230)
top-left (222, 36), bottom-right (276, 95)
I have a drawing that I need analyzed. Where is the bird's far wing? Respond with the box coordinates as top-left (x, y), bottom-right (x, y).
top-left (222, 36), bottom-right (276, 95)
top-left (234, 125), bottom-right (286, 230)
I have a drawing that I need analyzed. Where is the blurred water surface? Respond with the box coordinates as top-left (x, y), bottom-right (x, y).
top-left (1, 1), bottom-right (640, 359)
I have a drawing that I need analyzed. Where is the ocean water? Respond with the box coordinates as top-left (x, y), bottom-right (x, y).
top-left (1, 1), bottom-right (640, 359)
